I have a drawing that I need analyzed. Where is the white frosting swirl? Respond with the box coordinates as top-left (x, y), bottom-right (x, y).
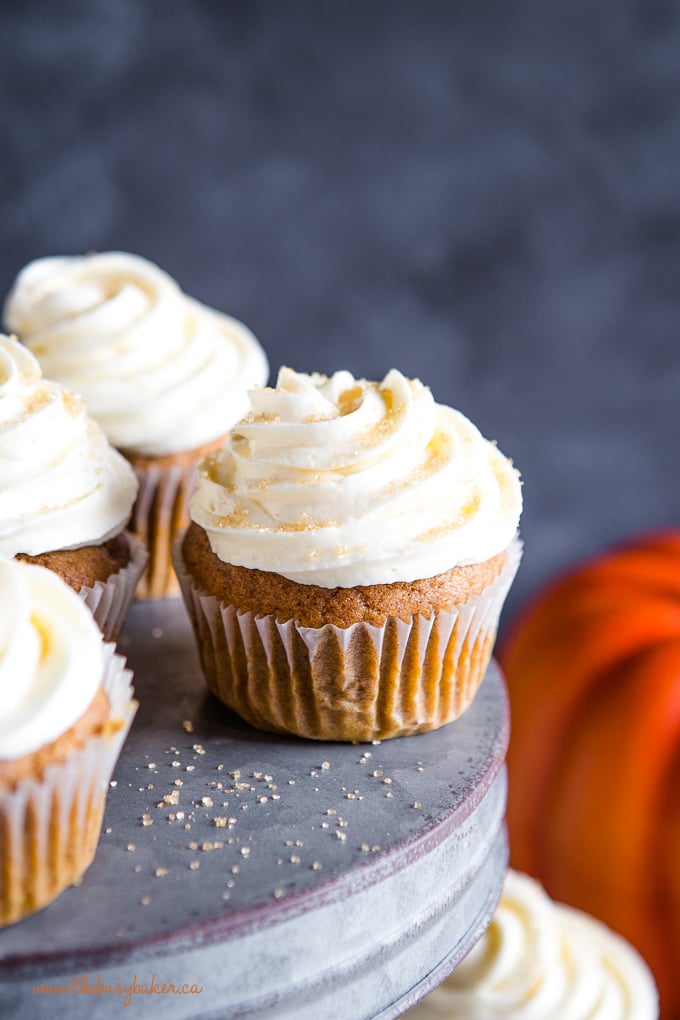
top-left (0, 336), bottom-right (137, 557)
top-left (4, 251), bottom-right (269, 457)
top-left (190, 367), bottom-right (522, 587)
top-left (0, 560), bottom-right (104, 760)
top-left (404, 871), bottom-right (659, 1020)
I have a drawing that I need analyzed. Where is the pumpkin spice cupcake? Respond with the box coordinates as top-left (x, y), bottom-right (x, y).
top-left (0, 336), bottom-right (145, 641)
top-left (0, 560), bottom-right (136, 927)
top-left (4, 251), bottom-right (269, 598)
top-left (175, 367), bottom-right (522, 742)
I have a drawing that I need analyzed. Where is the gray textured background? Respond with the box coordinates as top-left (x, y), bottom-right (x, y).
top-left (2, 0), bottom-right (679, 624)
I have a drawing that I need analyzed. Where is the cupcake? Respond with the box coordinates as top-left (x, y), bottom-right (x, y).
top-left (0, 332), bottom-right (144, 636)
top-left (4, 251), bottom-right (269, 598)
top-left (174, 367), bottom-right (522, 742)
top-left (0, 559), bottom-right (136, 926)
top-left (402, 869), bottom-right (659, 1018)
top-left (0, 334), bottom-right (144, 636)
top-left (0, 336), bottom-right (145, 640)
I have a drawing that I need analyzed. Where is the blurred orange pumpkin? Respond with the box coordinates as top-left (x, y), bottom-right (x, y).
top-left (499, 530), bottom-right (680, 1019)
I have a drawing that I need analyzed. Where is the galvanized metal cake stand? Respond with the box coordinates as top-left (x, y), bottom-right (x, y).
top-left (0, 599), bottom-right (509, 1020)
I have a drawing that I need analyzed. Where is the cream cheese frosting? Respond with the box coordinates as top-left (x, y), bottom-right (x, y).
top-left (0, 560), bottom-right (104, 760)
top-left (4, 251), bottom-right (269, 457)
top-left (190, 367), bottom-right (522, 587)
top-left (0, 335), bottom-right (137, 557)
top-left (405, 870), bottom-right (659, 1020)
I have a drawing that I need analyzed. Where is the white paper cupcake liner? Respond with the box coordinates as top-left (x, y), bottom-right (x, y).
top-left (78, 530), bottom-right (147, 641)
top-left (130, 460), bottom-right (198, 600)
top-left (0, 645), bottom-right (137, 927)
top-left (174, 537), bottom-right (522, 742)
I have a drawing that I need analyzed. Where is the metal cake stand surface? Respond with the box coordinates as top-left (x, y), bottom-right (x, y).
top-left (0, 599), bottom-right (509, 1020)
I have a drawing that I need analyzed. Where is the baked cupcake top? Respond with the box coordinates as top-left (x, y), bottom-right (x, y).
top-left (190, 366), bottom-right (522, 587)
top-left (0, 335), bottom-right (137, 557)
top-left (0, 560), bottom-right (104, 760)
top-left (405, 870), bottom-right (658, 1019)
top-left (4, 251), bottom-right (269, 458)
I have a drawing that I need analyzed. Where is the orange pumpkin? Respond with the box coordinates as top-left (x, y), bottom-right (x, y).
top-left (499, 530), bottom-right (680, 1020)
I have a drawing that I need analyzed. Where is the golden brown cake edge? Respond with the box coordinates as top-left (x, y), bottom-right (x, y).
top-left (181, 521), bottom-right (509, 628)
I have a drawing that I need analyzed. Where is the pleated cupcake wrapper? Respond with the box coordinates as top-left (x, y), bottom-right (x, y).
top-left (131, 460), bottom-right (198, 600)
top-left (173, 537), bottom-right (522, 742)
top-left (0, 644), bottom-right (136, 928)
top-left (78, 531), bottom-right (148, 642)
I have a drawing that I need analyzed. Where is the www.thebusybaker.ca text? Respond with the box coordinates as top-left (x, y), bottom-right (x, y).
top-left (32, 972), bottom-right (204, 1008)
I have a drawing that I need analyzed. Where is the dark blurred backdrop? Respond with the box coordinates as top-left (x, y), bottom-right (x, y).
top-left (2, 0), bottom-right (679, 623)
